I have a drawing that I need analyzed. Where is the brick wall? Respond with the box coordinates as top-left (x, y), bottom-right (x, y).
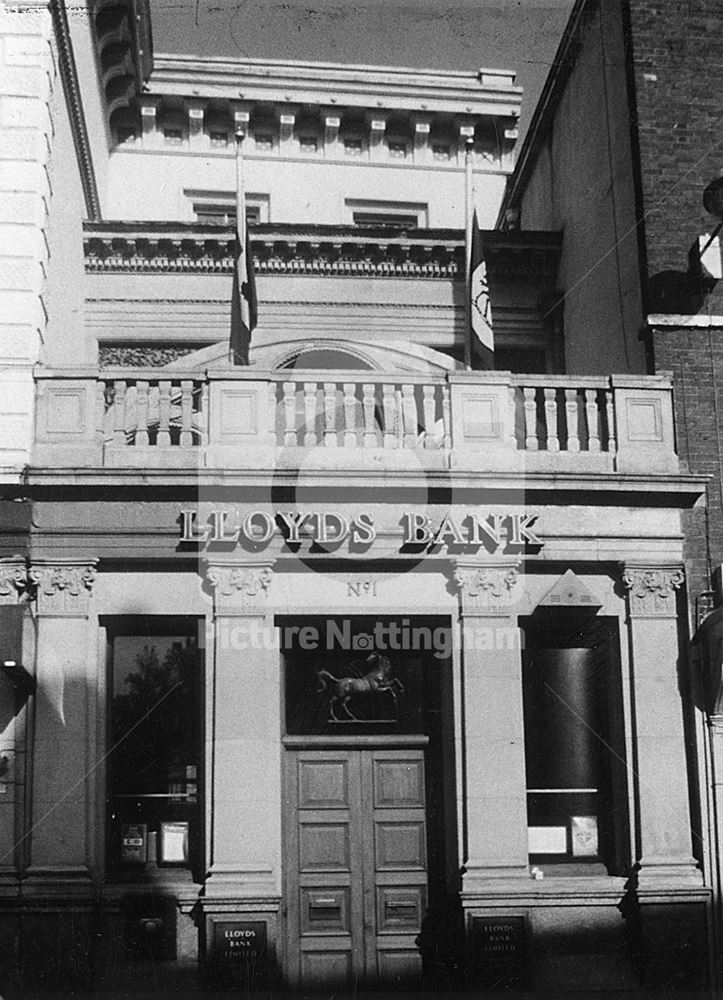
top-left (653, 323), bottom-right (723, 597)
top-left (0, 1), bottom-right (55, 475)
top-left (627, 0), bottom-right (723, 313)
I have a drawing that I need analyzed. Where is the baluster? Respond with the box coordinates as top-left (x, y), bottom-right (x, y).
top-left (523, 387), bottom-right (538, 450)
top-left (199, 380), bottom-right (209, 446)
top-left (564, 388), bottom-right (580, 452)
top-left (268, 383), bottom-right (277, 445)
top-left (323, 382), bottom-right (337, 446)
top-left (157, 381), bottom-right (171, 446)
top-left (95, 381), bottom-right (106, 444)
top-left (363, 384), bottom-right (377, 447)
top-left (422, 385), bottom-right (435, 448)
top-left (113, 380), bottom-right (127, 446)
top-left (303, 382), bottom-right (317, 446)
top-left (544, 388), bottom-right (559, 451)
top-left (402, 384), bottom-right (417, 447)
top-left (180, 380), bottom-right (193, 447)
top-left (442, 384), bottom-right (451, 449)
top-left (605, 389), bottom-right (616, 454)
top-left (283, 382), bottom-right (297, 446)
top-left (343, 383), bottom-right (357, 447)
top-left (135, 380), bottom-right (149, 446)
top-left (382, 384), bottom-right (396, 448)
top-left (584, 388), bottom-right (600, 452)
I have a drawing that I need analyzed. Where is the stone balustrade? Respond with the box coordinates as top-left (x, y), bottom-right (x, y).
top-left (30, 369), bottom-right (680, 477)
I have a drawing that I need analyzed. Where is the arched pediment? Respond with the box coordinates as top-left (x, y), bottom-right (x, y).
top-left (161, 337), bottom-right (462, 375)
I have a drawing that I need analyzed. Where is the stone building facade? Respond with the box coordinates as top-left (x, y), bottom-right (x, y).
top-left (0, 0), bottom-right (714, 992)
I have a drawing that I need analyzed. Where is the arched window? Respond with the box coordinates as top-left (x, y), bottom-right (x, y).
top-left (278, 348), bottom-right (373, 371)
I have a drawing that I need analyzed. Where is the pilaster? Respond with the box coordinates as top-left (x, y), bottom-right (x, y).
top-left (621, 563), bottom-right (701, 885)
top-left (452, 560), bottom-right (529, 890)
top-left (203, 560), bottom-right (280, 899)
top-left (0, 558), bottom-right (28, 876)
top-left (26, 560), bottom-right (98, 882)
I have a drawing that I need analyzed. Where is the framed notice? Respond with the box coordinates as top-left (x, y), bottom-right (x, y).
top-left (160, 821), bottom-right (189, 863)
top-left (571, 815), bottom-right (598, 857)
top-left (528, 825), bottom-right (566, 855)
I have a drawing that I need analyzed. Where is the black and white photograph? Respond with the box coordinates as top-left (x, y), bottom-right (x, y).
top-left (0, 0), bottom-right (721, 996)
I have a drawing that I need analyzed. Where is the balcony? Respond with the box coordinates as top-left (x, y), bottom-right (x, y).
top-left (31, 368), bottom-right (680, 480)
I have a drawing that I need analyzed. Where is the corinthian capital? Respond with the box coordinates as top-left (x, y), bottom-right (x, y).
top-left (0, 560), bottom-right (28, 603)
top-left (204, 562), bottom-right (274, 615)
top-left (451, 561), bottom-right (521, 616)
top-left (621, 564), bottom-right (684, 618)
top-left (29, 561), bottom-right (98, 616)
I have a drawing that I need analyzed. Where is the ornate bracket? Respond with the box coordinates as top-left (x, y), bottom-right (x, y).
top-left (621, 564), bottom-right (684, 618)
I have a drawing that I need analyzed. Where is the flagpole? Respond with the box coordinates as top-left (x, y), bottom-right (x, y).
top-left (230, 129), bottom-right (245, 365)
top-left (464, 136), bottom-right (474, 370)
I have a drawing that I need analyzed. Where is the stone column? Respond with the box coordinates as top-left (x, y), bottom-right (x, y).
top-left (453, 560), bottom-right (528, 889)
top-left (204, 561), bottom-right (280, 899)
top-left (621, 564), bottom-right (701, 884)
top-left (26, 560), bottom-right (97, 881)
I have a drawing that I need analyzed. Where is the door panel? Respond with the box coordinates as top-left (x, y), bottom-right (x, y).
top-left (286, 748), bottom-right (427, 991)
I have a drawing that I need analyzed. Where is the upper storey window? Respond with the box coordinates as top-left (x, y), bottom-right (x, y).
top-left (345, 199), bottom-right (428, 228)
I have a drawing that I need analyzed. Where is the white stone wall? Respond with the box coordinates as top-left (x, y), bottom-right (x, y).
top-left (106, 146), bottom-right (508, 229)
top-left (0, 0), bottom-right (54, 477)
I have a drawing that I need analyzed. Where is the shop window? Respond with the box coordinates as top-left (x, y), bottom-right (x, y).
top-left (255, 133), bottom-right (274, 151)
top-left (344, 138), bottom-right (364, 156)
top-left (299, 135), bottom-right (318, 153)
top-left (209, 130), bottom-right (228, 148)
top-left (105, 619), bottom-right (203, 877)
top-left (521, 616), bottom-right (628, 875)
top-left (117, 126), bottom-right (137, 145)
top-left (163, 128), bottom-right (183, 146)
top-left (432, 144), bottom-right (451, 161)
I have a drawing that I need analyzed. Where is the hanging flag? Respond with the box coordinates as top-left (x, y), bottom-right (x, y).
top-left (469, 209), bottom-right (494, 369)
top-left (229, 131), bottom-right (257, 365)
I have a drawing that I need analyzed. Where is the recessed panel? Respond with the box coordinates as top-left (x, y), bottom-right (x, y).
top-left (377, 948), bottom-right (422, 987)
top-left (374, 759), bottom-right (424, 808)
top-left (299, 823), bottom-right (350, 871)
top-left (375, 821), bottom-right (426, 870)
top-left (377, 886), bottom-right (425, 932)
top-left (298, 760), bottom-right (349, 808)
top-left (301, 950), bottom-right (351, 989)
top-left (301, 888), bottom-right (349, 934)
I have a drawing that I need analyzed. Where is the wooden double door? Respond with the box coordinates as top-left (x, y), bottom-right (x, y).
top-left (284, 745), bottom-right (428, 991)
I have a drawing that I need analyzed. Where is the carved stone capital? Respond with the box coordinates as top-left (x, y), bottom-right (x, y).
top-left (621, 564), bottom-right (684, 618)
top-left (29, 561), bottom-right (98, 617)
top-left (205, 563), bottom-right (274, 616)
top-left (0, 560), bottom-right (28, 604)
top-left (451, 561), bottom-right (521, 617)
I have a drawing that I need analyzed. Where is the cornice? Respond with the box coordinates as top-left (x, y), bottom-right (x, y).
top-left (83, 222), bottom-right (561, 282)
top-left (148, 54), bottom-right (522, 117)
top-left (92, 0), bottom-right (153, 116)
top-left (51, 0), bottom-right (101, 220)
